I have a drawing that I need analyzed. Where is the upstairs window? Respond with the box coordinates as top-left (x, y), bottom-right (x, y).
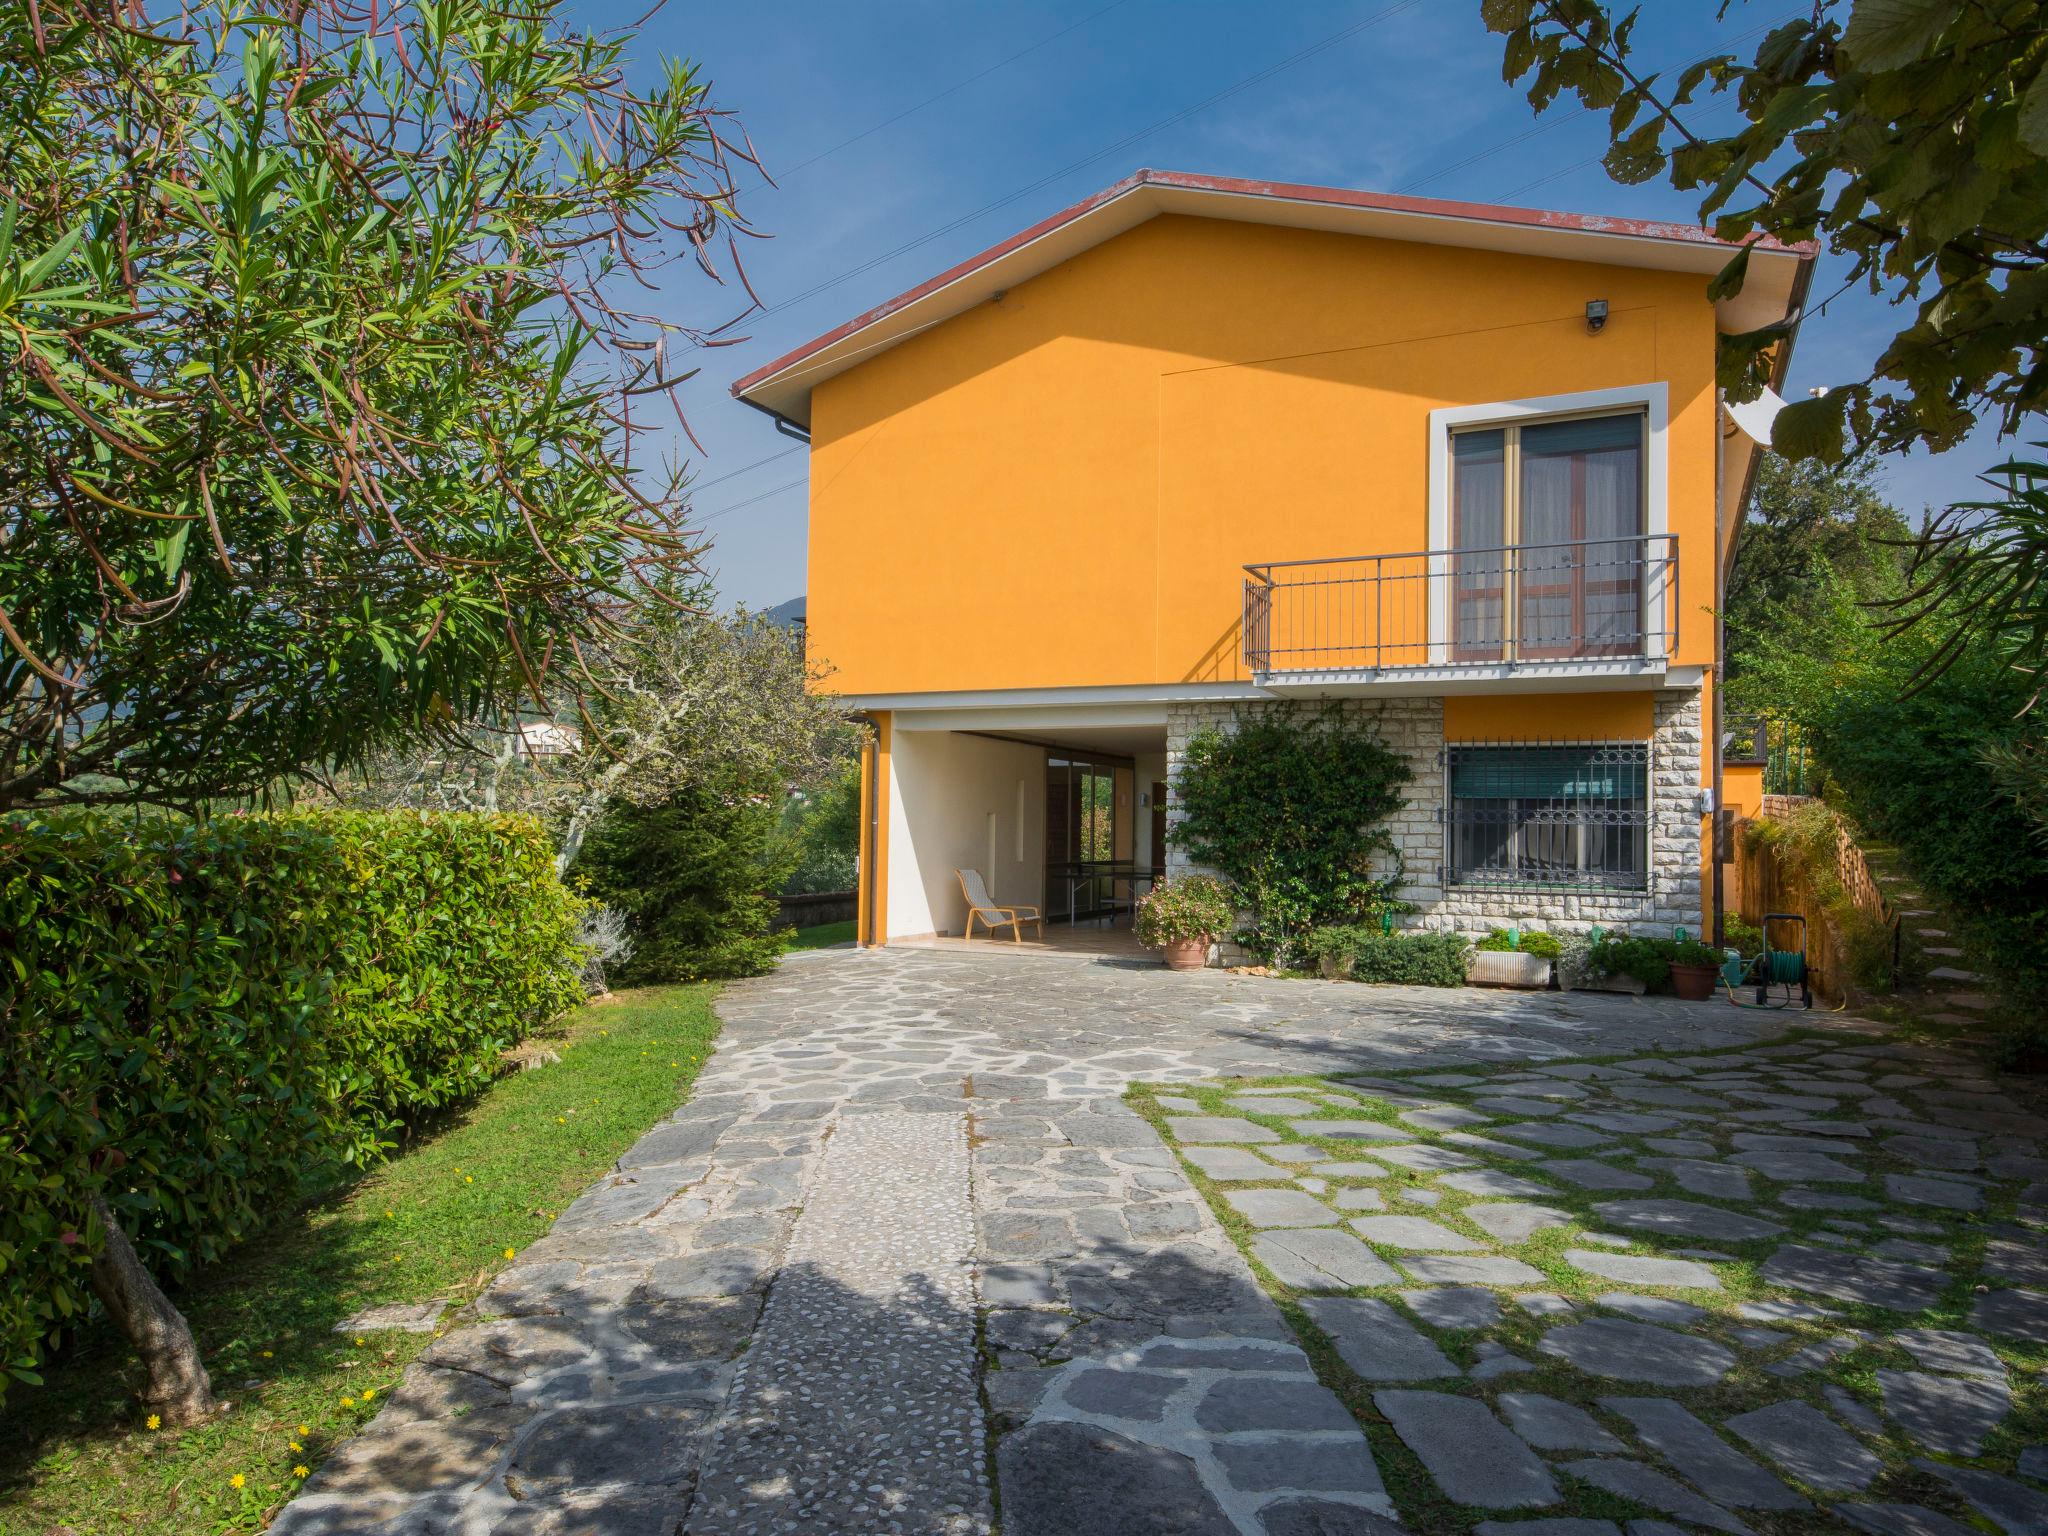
top-left (1450, 410), bottom-right (1647, 661)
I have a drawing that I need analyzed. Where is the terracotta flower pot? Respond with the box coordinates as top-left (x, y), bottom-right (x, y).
top-left (1669, 961), bottom-right (1718, 1002)
top-left (1162, 936), bottom-right (1211, 972)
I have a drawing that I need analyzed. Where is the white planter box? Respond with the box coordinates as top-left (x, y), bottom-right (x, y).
top-left (1565, 970), bottom-right (1647, 995)
top-left (1468, 951), bottom-right (1553, 989)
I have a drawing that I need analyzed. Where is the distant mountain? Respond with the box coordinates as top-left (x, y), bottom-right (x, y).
top-left (764, 595), bottom-right (806, 630)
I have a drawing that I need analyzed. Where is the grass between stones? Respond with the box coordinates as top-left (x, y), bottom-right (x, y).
top-left (0, 984), bottom-right (723, 1536)
top-left (1127, 1032), bottom-right (2048, 1534)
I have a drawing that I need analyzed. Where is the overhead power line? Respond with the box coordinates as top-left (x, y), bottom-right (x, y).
top-left (699, 0), bottom-right (1428, 344)
top-left (766, 1), bottom-right (1136, 188)
top-left (1395, 13), bottom-right (1795, 199)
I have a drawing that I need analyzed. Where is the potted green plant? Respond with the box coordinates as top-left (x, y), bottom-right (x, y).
top-left (1667, 939), bottom-right (1724, 1002)
top-left (1135, 875), bottom-right (1236, 971)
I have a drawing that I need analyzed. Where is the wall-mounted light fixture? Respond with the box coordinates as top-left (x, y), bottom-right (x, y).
top-left (1585, 299), bottom-right (1609, 334)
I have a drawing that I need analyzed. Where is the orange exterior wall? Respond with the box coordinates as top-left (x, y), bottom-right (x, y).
top-left (1443, 693), bottom-right (1656, 741)
top-left (806, 213), bottom-right (1722, 697)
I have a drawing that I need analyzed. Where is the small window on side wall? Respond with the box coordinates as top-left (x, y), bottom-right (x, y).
top-left (1446, 742), bottom-right (1649, 891)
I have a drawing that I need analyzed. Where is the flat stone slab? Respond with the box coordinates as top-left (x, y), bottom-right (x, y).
top-left (1168, 1116), bottom-right (1280, 1144)
top-left (1366, 1144), bottom-right (1479, 1171)
top-left (1565, 1250), bottom-right (1721, 1290)
top-left (335, 1300), bottom-right (447, 1335)
top-left (1193, 1375), bottom-right (1354, 1434)
top-left (1350, 1215), bottom-right (1487, 1251)
top-left (1840, 1503), bottom-right (1978, 1536)
top-left (1301, 1297), bottom-right (1456, 1381)
top-left (1725, 1399), bottom-right (1883, 1492)
top-left (1601, 1397), bottom-right (1805, 1510)
top-left (1440, 1169), bottom-right (1553, 1200)
top-left (1730, 1149), bottom-right (1863, 1183)
top-left (1291, 1118), bottom-right (1410, 1142)
top-left (1914, 1459), bottom-right (2048, 1536)
top-left (1563, 1459), bottom-right (1752, 1535)
top-left (1640, 1158), bottom-right (1753, 1200)
top-left (1376, 1389), bottom-right (1560, 1509)
top-left (1213, 1435), bottom-right (1385, 1495)
top-left (1466, 1202), bottom-right (1572, 1244)
top-left (1224, 1188), bottom-right (1341, 1228)
top-left (1541, 1159), bottom-right (1654, 1191)
top-left (1254, 1229), bottom-right (1401, 1290)
top-left (1589, 1198), bottom-right (1783, 1243)
top-left (1759, 1245), bottom-right (1945, 1311)
top-left (1182, 1147), bottom-right (1282, 1180)
top-left (999, 1421), bottom-right (1233, 1536)
top-left (1494, 1121), bottom-right (1614, 1150)
top-left (1225, 1096), bottom-right (1321, 1117)
top-left (1398, 1286), bottom-right (1501, 1331)
top-left (1397, 1254), bottom-right (1546, 1285)
top-left (1893, 1327), bottom-right (2005, 1381)
top-left (1972, 1288), bottom-right (2048, 1344)
top-left (1498, 1392), bottom-right (1624, 1453)
top-left (1886, 1173), bottom-right (1982, 1211)
top-left (1875, 1369), bottom-right (2012, 1455)
top-left (1537, 1318), bottom-right (1736, 1386)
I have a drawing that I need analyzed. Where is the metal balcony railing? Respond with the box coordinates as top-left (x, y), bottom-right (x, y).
top-left (1243, 533), bottom-right (1678, 676)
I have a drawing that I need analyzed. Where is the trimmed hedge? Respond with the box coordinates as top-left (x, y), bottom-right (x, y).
top-left (0, 809), bottom-right (583, 1399)
top-left (1301, 927), bottom-right (1472, 987)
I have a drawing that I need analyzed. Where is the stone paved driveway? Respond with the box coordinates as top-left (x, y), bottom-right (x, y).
top-left (265, 947), bottom-right (2043, 1535)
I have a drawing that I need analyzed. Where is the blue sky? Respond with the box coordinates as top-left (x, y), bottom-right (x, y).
top-left (614, 0), bottom-right (2007, 610)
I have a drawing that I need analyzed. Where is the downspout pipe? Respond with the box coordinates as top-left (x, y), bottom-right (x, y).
top-left (853, 711), bottom-right (882, 946)
top-left (735, 394), bottom-right (812, 443)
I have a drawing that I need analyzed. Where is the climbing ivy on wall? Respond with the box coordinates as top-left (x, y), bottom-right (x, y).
top-left (1170, 705), bottom-right (1413, 964)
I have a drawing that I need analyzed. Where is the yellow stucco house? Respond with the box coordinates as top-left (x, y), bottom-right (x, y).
top-left (733, 170), bottom-right (1813, 951)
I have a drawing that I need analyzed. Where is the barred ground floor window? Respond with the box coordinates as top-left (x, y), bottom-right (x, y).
top-left (1445, 742), bottom-right (1649, 891)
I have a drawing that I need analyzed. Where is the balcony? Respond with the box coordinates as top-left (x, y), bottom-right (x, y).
top-left (1242, 534), bottom-right (1677, 687)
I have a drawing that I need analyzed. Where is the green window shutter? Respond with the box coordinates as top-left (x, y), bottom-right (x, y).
top-left (1450, 746), bottom-right (1645, 801)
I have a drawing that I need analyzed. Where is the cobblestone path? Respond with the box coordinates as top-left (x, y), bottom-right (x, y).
top-left (269, 946), bottom-right (1885, 1535)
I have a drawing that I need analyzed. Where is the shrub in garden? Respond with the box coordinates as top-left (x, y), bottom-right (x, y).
top-left (1134, 876), bottom-right (1237, 948)
top-left (0, 809), bottom-right (585, 1413)
top-left (1581, 933), bottom-right (1723, 992)
top-left (581, 773), bottom-right (796, 983)
top-left (1170, 705), bottom-right (1412, 964)
top-left (1300, 927), bottom-right (1471, 987)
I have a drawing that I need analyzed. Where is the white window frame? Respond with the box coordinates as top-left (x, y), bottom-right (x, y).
top-left (1425, 383), bottom-right (1670, 665)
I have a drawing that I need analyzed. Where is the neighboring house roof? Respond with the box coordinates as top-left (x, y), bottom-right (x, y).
top-left (732, 168), bottom-right (1818, 431)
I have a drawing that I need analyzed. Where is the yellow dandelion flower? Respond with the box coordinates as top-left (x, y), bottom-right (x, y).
top-left (289, 1441), bottom-right (303, 1453)
top-left (298, 1424), bottom-right (311, 1436)
top-left (384, 1209), bottom-right (394, 1220)
top-left (293, 1465), bottom-right (310, 1478)
top-left (145, 1414), bottom-right (161, 1431)
top-left (464, 1176), bottom-right (474, 1184)
top-left (230, 1473), bottom-right (246, 1490)
top-left (260, 1350), bottom-right (273, 1358)
top-left (340, 1396), bottom-right (355, 1408)
top-left (352, 1336), bottom-right (364, 1347)
top-left (361, 1389), bottom-right (375, 1402)
top-left (503, 1247), bottom-right (516, 1260)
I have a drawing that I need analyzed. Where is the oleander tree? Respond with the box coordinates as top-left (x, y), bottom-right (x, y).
top-left (0, 0), bottom-right (758, 1426)
top-left (0, 0), bottom-right (761, 812)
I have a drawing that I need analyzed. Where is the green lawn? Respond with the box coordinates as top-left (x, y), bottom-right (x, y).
top-left (0, 985), bottom-right (721, 1536)
top-left (786, 919), bottom-right (856, 949)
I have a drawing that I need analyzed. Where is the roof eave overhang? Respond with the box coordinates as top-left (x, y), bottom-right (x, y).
top-left (732, 169), bottom-right (1816, 430)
